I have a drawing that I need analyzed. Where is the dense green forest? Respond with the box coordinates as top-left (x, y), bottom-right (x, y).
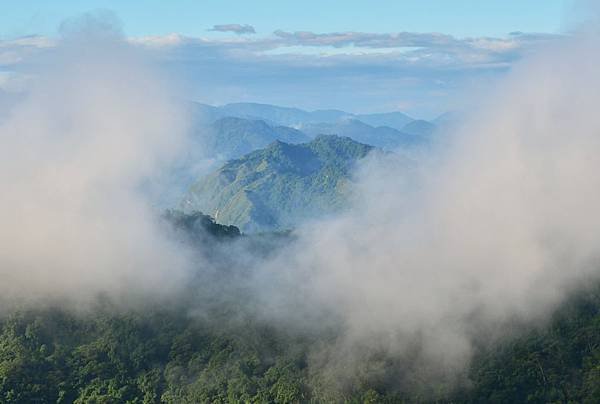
top-left (1, 214), bottom-right (599, 403)
top-left (2, 280), bottom-right (600, 403)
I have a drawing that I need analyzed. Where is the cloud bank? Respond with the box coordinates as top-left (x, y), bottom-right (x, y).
top-left (0, 27), bottom-right (560, 117)
top-left (0, 15), bottom-right (194, 306)
top-left (241, 28), bottom-right (600, 390)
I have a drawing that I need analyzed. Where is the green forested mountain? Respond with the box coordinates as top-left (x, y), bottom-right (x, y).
top-left (181, 135), bottom-right (374, 233)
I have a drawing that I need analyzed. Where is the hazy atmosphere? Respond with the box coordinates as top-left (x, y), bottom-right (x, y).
top-left (1, 1), bottom-right (600, 403)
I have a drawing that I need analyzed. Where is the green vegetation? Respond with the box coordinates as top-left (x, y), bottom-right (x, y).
top-left (457, 286), bottom-right (600, 403)
top-left (1, 280), bottom-right (600, 403)
top-left (1, 216), bottom-right (599, 403)
top-left (0, 303), bottom-right (311, 404)
top-left (163, 209), bottom-right (241, 240)
top-left (181, 135), bottom-right (375, 233)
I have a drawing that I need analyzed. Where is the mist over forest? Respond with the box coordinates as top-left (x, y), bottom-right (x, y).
top-left (1, 3), bottom-right (600, 403)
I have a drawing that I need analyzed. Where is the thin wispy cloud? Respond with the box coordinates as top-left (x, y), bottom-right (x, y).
top-left (0, 28), bottom-right (562, 116)
top-left (0, 35), bottom-right (55, 66)
top-left (272, 30), bottom-right (457, 48)
top-left (209, 24), bottom-right (256, 35)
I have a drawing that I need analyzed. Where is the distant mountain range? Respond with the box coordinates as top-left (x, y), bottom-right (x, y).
top-left (297, 119), bottom-right (428, 149)
top-left (190, 101), bottom-right (417, 131)
top-left (189, 103), bottom-right (435, 160)
top-left (181, 135), bottom-right (374, 233)
top-left (176, 102), bottom-right (439, 231)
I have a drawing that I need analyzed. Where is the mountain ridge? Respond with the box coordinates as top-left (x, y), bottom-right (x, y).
top-left (202, 116), bottom-right (310, 159)
top-left (191, 101), bottom-right (418, 131)
top-left (181, 135), bottom-right (374, 233)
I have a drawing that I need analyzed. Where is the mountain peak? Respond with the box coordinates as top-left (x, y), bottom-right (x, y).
top-left (182, 135), bottom-right (375, 233)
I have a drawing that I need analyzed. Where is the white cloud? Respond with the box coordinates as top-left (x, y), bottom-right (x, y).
top-left (129, 33), bottom-right (187, 48)
top-left (0, 29), bottom-right (563, 116)
top-left (0, 71), bottom-right (31, 92)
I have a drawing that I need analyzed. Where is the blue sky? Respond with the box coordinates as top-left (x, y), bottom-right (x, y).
top-left (0, 1), bottom-right (577, 118)
top-left (2, 0), bottom-right (569, 39)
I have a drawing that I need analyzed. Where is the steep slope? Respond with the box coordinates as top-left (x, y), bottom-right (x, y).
top-left (181, 135), bottom-right (374, 233)
top-left (203, 117), bottom-right (310, 159)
